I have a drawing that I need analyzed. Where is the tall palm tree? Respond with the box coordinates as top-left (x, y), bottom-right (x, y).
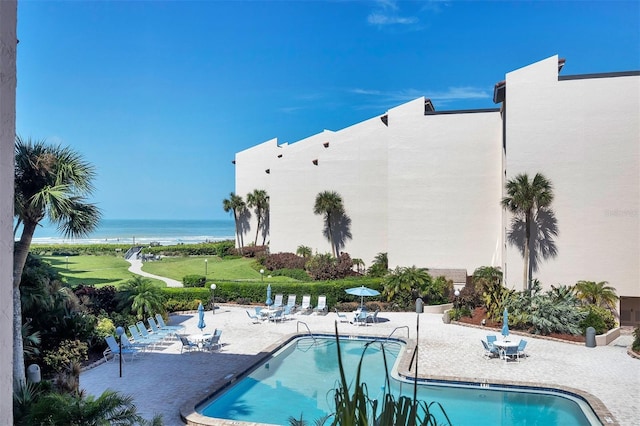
top-left (313, 191), bottom-right (345, 257)
top-left (574, 280), bottom-right (619, 311)
top-left (246, 189), bottom-right (269, 246)
top-left (13, 137), bottom-right (101, 388)
top-left (222, 192), bottom-right (247, 254)
top-left (501, 173), bottom-right (554, 291)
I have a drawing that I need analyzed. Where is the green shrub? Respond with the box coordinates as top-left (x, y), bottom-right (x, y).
top-left (449, 306), bottom-right (472, 321)
top-left (95, 317), bottom-right (115, 339)
top-left (141, 240), bottom-right (235, 257)
top-left (306, 253), bottom-right (355, 280)
top-left (633, 326), bottom-right (640, 352)
top-left (42, 340), bottom-right (88, 374)
top-left (264, 252), bottom-right (306, 270)
top-left (183, 274), bottom-right (206, 287)
top-left (269, 268), bottom-right (311, 281)
top-left (579, 305), bottom-right (616, 335)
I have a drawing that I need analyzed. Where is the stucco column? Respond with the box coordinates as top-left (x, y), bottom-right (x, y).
top-left (0, 0), bottom-right (17, 423)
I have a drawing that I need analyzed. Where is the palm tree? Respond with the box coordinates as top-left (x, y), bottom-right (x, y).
top-left (246, 189), bottom-right (269, 246)
top-left (382, 266), bottom-right (431, 302)
top-left (117, 276), bottom-right (166, 320)
top-left (296, 245), bottom-right (312, 258)
top-left (501, 173), bottom-right (554, 291)
top-left (223, 192), bottom-right (247, 254)
top-left (368, 252), bottom-right (389, 278)
top-left (574, 280), bottom-right (619, 311)
top-left (313, 191), bottom-right (345, 257)
top-left (13, 136), bottom-right (101, 388)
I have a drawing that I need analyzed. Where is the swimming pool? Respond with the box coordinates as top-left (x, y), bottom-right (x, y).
top-left (197, 336), bottom-right (601, 425)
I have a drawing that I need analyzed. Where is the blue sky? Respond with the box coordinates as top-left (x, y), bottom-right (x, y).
top-left (16, 1), bottom-right (639, 220)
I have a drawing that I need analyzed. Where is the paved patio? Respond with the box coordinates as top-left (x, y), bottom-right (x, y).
top-left (80, 305), bottom-right (639, 426)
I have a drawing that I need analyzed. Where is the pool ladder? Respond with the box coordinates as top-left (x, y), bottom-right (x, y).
top-left (296, 321), bottom-right (317, 344)
top-left (386, 326), bottom-right (410, 341)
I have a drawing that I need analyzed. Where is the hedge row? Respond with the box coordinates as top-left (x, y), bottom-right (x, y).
top-left (140, 240), bottom-right (235, 257)
top-left (161, 276), bottom-right (384, 312)
top-left (30, 244), bottom-right (133, 256)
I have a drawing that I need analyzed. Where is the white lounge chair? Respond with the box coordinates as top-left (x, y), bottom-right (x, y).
top-left (286, 294), bottom-right (297, 313)
top-left (314, 295), bottom-right (327, 315)
top-left (246, 310), bottom-right (261, 324)
top-left (299, 295), bottom-right (312, 314)
top-left (335, 308), bottom-right (349, 323)
top-left (354, 311), bottom-right (368, 326)
top-left (366, 309), bottom-right (379, 324)
top-left (273, 294), bottom-right (284, 308)
top-left (155, 313), bottom-right (185, 332)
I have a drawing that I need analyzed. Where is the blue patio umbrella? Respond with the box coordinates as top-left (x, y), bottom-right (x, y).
top-left (502, 308), bottom-right (510, 339)
top-left (197, 302), bottom-right (206, 331)
top-left (266, 283), bottom-right (272, 306)
top-left (345, 285), bottom-right (380, 309)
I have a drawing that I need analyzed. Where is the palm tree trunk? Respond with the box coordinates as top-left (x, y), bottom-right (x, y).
top-left (12, 220), bottom-right (36, 389)
top-left (524, 213), bottom-right (531, 292)
top-left (233, 211), bottom-right (242, 255)
top-left (326, 213), bottom-right (336, 257)
top-left (254, 214), bottom-right (261, 246)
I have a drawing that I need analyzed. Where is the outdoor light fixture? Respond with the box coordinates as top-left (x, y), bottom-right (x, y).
top-left (454, 289), bottom-right (460, 310)
top-left (115, 326), bottom-right (124, 378)
top-left (210, 283), bottom-right (217, 314)
top-left (260, 269), bottom-right (264, 282)
top-left (205, 259), bottom-right (208, 277)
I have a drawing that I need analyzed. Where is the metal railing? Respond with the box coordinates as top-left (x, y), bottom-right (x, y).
top-left (296, 321), bottom-right (317, 343)
top-left (386, 325), bottom-right (410, 341)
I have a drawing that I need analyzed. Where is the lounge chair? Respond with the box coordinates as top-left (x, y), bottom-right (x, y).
top-left (273, 294), bottom-right (284, 308)
top-left (299, 295), bottom-right (312, 314)
top-left (155, 313), bottom-right (185, 332)
top-left (314, 295), bottom-right (327, 315)
top-left (335, 308), bottom-right (349, 323)
top-left (517, 339), bottom-right (528, 359)
top-left (128, 324), bottom-right (159, 349)
top-left (481, 340), bottom-right (499, 358)
top-left (104, 335), bottom-right (139, 363)
top-left (286, 294), bottom-right (297, 313)
top-left (137, 321), bottom-right (166, 346)
top-left (283, 305), bottom-right (293, 320)
top-left (246, 310), bottom-right (261, 323)
top-left (366, 309), bottom-right (380, 324)
top-left (203, 329), bottom-right (223, 352)
top-left (178, 335), bottom-right (198, 354)
top-left (147, 317), bottom-right (174, 339)
top-left (121, 334), bottom-right (147, 354)
top-left (354, 311), bottom-right (368, 326)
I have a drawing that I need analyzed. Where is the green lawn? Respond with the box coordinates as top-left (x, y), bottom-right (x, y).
top-left (41, 255), bottom-right (164, 287)
top-left (141, 256), bottom-right (298, 282)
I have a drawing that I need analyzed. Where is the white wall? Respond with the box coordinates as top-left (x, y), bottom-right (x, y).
top-left (0, 0), bottom-right (16, 421)
top-left (504, 56), bottom-right (640, 297)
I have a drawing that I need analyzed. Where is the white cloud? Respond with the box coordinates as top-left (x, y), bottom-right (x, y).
top-left (367, 13), bottom-right (418, 26)
top-left (349, 86), bottom-right (491, 109)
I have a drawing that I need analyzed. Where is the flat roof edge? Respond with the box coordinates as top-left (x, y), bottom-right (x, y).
top-left (425, 108), bottom-right (500, 116)
top-left (559, 70), bottom-right (640, 81)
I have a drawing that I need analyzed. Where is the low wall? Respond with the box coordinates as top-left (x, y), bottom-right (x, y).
top-left (424, 303), bottom-right (453, 314)
top-left (595, 327), bottom-right (621, 346)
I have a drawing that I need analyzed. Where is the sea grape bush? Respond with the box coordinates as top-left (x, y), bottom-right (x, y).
top-left (263, 252), bottom-right (306, 271)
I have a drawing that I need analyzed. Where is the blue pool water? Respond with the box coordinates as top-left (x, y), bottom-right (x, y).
top-left (198, 337), bottom-right (600, 425)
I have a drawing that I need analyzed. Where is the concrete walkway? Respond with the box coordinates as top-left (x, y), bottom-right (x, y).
top-left (126, 251), bottom-right (183, 287)
top-left (80, 306), bottom-right (640, 426)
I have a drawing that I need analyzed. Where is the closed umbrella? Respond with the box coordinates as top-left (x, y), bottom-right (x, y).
top-left (266, 283), bottom-right (272, 307)
top-left (197, 302), bottom-right (206, 331)
top-left (345, 285), bottom-right (380, 309)
top-left (502, 308), bottom-right (509, 339)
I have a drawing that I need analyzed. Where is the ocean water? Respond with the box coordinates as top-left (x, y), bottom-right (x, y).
top-left (27, 219), bottom-right (236, 245)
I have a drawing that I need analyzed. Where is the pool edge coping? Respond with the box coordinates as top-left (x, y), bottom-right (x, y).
top-left (181, 332), bottom-right (618, 426)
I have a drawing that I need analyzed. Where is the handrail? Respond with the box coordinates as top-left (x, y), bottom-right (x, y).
top-left (386, 326), bottom-right (410, 341)
top-left (296, 321), bottom-right (317, 343)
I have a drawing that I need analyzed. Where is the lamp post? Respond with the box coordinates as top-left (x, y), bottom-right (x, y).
top-left (65, 256), bottom-right (69, 270)
top-left (205, 259), bottom-right (208, 277)
top-left (260, 269), bottom-right (264, 283)
top-left (210, 283), bottom-right (217, 314)
top-left (115, 326), bottom-right (124, 378)
top-left (454, 289), bottom-right (460, 310)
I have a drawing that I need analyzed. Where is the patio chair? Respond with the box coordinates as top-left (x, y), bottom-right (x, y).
top-left (300, 295), bottom-right (312, 314)
top-left (335, 308), bottom-right (349, 323)
top-left (203, 329), bottom-right (223, 352)
top-left (246, 310), bottom-right (262, 324)
top-left (273, 294), bottom-right (284, 308)
top-left (314, 295), bottom-right (328, 315)
top-left (128, 324), bottom-right (158, 350)
top-left (481, 340), bottom-right (499, 358)
top-left (502, 344), bottom-right (519, 362)
top-left (366, 309), bottom-right (380, 324)
top-left (283, 305), bottom-right (293, 320)
top-left (178, 335), bottom-right (198, 354)
top-left (487, 335), bottom-right (497, 345)
top-left (286, 294), bottom-right (297, 313)
top-left (155, 313), bottom-right (185, 332)
top-left (121, 334), bottom-right (147, 355)
top-left (147, 317), bottom-right (175, 339)
top-left (269, 309), bottom-right (284, 323)
top-left (517, 339), bottom-right (528, 359)
top-left (354, 310), bottom-right (368, 326)
top-left (137, 321), bottom-right (167, 346)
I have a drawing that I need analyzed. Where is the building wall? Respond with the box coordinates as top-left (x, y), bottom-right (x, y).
top-left (0, 1), bottom-right (16, 421)
top-left (504, 56), bottom-right (640, 298)
top-left (235, 55), bottom-right (639, 304)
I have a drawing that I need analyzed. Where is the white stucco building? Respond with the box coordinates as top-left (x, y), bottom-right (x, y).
top-left (235, 56), bottom-right (640, 326)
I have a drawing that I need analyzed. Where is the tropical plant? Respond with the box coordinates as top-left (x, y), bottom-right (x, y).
top-left (367, 252), bottom-right (388, 278)
top-left (472, 266), bottom-right (502, 293)
top-left (223, 192), bottom-right (247, 254)
top-left (296, 245), bottom-right (312, 258)
top-left (246, 189), bottom-right (270, 245)
top-left (633, 326), bottom-right (640, 352)
top-left (352, 258), bottom-right (365, 274)
top-left (25, 389), bottom-right (163, 425)
top-left (547, 284), bottom-right (577, 304)
top-left (579, 305), bottom-right (616, 334)
top-left (13, 136), bottom-right (101, 387)
top-left (42, 339), bottom-right (88, 374)
top-left (116, 276), bottom-right (166, 320)
top-left (313, 190), bottom-right (346, 257)
top-left (382, 266), bottom-right (432, 302)
top-left (501, 173), bottom-right (554, 291)
top-left (306, 252), bottom-right (354, 280)
top-left (574, 280), bottom-right (619, 311)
